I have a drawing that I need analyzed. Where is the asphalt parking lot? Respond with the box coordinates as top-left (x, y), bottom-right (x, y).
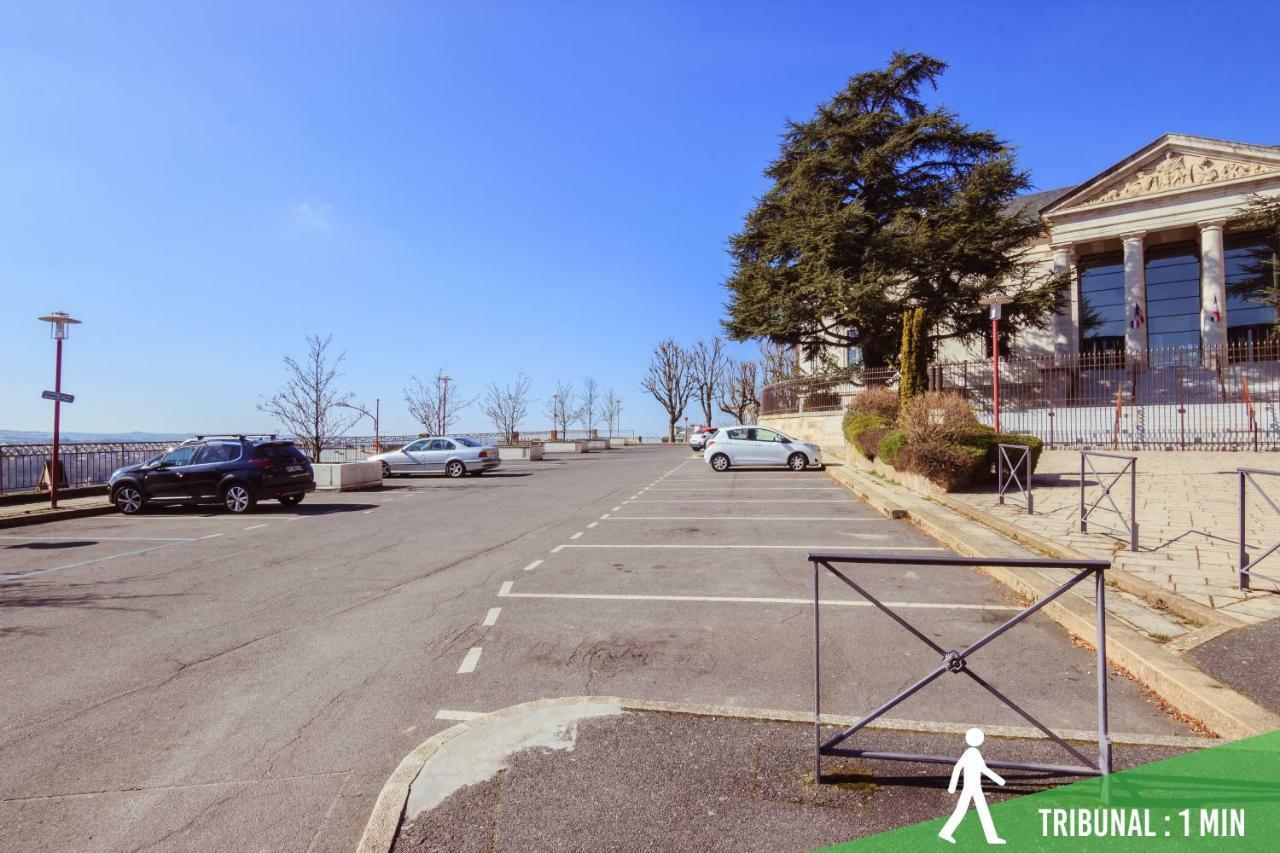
top-left (0, 445), bottom-right (1189, 852)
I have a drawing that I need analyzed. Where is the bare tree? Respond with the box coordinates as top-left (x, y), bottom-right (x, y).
top-left (689, 337), bottom-right (728, 427)
top-left (759, 339), bottom-right (797, 384)
top-left (258, 333), bottom-right (360, 461)
top-left (718, 358), bottom-right (759, 424)
top-left (577, 378), bottom-right (600, 434)
top-left (405, 370), bottom-right (475, 436)
top-left (641, 339), bottom-right (696, 442)
top-left (603, 388), bottom-right (623, 437)
top-left (544, 379), bottom-right (576, 438)
top-left (480, 370), bottom-right (532, 443)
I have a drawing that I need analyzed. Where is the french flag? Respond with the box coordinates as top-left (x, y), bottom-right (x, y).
top-left (1131, 304), bottom-right (1145, 329)
top-left (1210, 294), bottom-right (1222, 324)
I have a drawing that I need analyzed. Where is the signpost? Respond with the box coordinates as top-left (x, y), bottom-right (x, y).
top-left (41, 390), bottom-right (75, 404)
top-left (38, 312), bottom-right (82, 508)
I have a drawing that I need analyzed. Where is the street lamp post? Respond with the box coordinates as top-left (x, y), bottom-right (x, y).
top-left (337, 399), bottom-right (380, 452)
top-left (979, 292), bottom-right (1012, 433)
top-left (438, 373), bottom-right (451, 436)
top-left (552, 393), bottom-right (561, 440)
top-left (38, 311), bottom-right (82, 508)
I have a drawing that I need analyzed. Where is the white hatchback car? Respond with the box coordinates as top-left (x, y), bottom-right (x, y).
top-left (703, 426), bottom-right (823, 472)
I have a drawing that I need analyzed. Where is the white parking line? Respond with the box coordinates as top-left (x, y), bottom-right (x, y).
top-left (522, 560), bottom-right (543, 572)
top-left (244, 524), bottom-right (267, 531)
top-left (569, 531), bottom-right (583, 540)
top-left (499, 581), bottom-right (514, 595)
top-left (482, 607), bottom-right (502, 627)
top-left (612, 506), bottom-right (621, 512)
top-left (496, 589), bottom-right (1019, 611)
top-left (435, 709), bottom-right (485, 721)
top-left (586, 522), bottom-right (598, 528)
top-left (201, 533), bottom-right (224, 539)
top-left (0, 534), bottom-right (197, 542)
top-left (602, 516), bottom-right (879, 522)
top-left (456, 647), bottom-right (484, 674)
top-left (555, 544), bottom-right (946, 551)
top-left (0, 541), bottom-right (194, 580)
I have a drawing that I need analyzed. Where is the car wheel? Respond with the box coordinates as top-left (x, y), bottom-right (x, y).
top-left (113, 485), bottom-right (146, 515)
top-left (381, 461), bottom-right (392, 478)
top-left (279, 494), bottom-right (304, 506)
top-left (445, 460), bottom-right (466, 478)
top-left (710, 453), bottom-right (730, 472)
top-left (787, 452), bottom-right (808, 471)
top-left (222, 482), bottom-right (256, 513)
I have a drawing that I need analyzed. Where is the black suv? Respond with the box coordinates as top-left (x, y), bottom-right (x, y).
top-left (108, 435), bottom-right (316, 515)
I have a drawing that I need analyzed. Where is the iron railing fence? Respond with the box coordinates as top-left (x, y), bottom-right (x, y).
top-left (1237, 468), bottom-right (1280, 592)
top-left (0, 442), bottom-right (173, 495)
top-left (760, 367), bottom-right (898, 417)
top-left (1079, 452), bottom-right (1139, 552)
top-left (317, 429), bottom-right (634, 461)
top-left (810, 552), bottom-right (1112, 781)
top-left (934, 341), bottom-right (1280, 450)
top-left (996, 443), bottom-right (1034, 514)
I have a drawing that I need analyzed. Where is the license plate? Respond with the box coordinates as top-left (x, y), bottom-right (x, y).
top-left (287, 465), bottom-right (304, 473)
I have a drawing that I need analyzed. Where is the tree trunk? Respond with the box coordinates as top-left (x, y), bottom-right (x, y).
top-left (668, 418), bottom-right (677, 442)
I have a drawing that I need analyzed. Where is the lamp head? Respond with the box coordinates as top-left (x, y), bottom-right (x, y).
top-left (38, 311), bottom-right (82, 340)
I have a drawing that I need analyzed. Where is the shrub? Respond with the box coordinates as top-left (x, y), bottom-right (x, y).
top-left (876, 430), bottom-right (907, 466)
top-left (843, 411), bottom-right (890, 459)
top-left (899, 391), bottom-right (980, 446)
top-left (858, 427), bottom-right (891, 460)
top-left (897, 441), bottom-right (987, 491)
top-left (963, 428), bottom-right (1044, 483)
top-left (848, 386), bottom-right (900, 421)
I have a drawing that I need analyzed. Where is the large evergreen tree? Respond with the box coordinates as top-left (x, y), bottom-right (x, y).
top-left (724, 52), bottom-right (1066, 366)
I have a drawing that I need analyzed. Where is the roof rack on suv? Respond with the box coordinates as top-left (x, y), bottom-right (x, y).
top-left (192, 434), bottom-right (280, 441)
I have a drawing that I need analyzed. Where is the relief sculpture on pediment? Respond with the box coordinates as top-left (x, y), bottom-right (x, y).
top-left (1084, 151), bottom-right (1275, 205)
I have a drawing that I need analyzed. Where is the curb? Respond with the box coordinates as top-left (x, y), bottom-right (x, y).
top-left (356, 695), bottom-right (1222, 853)
top-left (825, 464), bottom-right (1280, 740)
top-left (0, 503), bottom-right (115, 529)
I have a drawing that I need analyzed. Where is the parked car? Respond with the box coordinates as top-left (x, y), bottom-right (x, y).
top-left (702, 425), bottom-right (823, 472)
top-left (367, 435), bottom-right (501, 478)
top-left (688, 426), bottom-right (717, 451)
top-left (108, 435), bottom-right (315, 515)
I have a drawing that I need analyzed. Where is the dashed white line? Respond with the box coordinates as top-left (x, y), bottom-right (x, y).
top-left (482, 607), bottom-right (502, 627)
top-left (456, 647), bottom-right (484, 674)
top-left (612, 506), bottom-right (621, 512)
top-left (522, 560), bottom-right (543, 572)
top-left (586, 522), bottom-right (598, 528)
top-left (569, 531), bottom-right (583, 540)
top-left (551, 545), bottom-right (565, 553)
top-left (244, 524), bottom-right (267, 531)
top-left (201, 533), bottom-right (224, 539)
top-left (435, 709), bottom-right (484, 721)
top-left (499, 581), bottom-right (514, 595)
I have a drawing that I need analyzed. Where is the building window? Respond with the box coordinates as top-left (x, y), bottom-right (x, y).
top-left (1143, 243), bottom-right (1201, 351)
top-left (1225, 232), bottom-right (1278, 352)
top-left (1078, 252), bottom-right (1126, 364)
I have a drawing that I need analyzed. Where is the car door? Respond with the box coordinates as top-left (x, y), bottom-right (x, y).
top-left (186, 442), bottom-right (240, 500)
top-left (425, 439), bottom-right (456, 473)
top-left (721, 427), bottom-right (750, 464)
top-left (750, 427), bottom-right (791, 466)
top-left (143, 444), bottom-right (200, 499)
top-left (398, 440), bottom-right (432, 473)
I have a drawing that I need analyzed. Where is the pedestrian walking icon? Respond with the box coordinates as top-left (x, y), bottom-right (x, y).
top-left (939, 728), bottom-right (1006, 844)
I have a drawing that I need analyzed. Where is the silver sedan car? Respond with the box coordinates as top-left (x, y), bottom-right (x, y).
top-left (368, 436), bottom-right (501, 478)
top-left (702, 425), bottom-right (823, 472)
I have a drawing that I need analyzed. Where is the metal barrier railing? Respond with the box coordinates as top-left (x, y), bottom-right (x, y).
top-left (811, 552), bottom-right (1112, 781)
top-left (1238, 468), bottom-right (1280, 592)
top-left (996, 443), bottom-right (1034, 514)
top-left (1079, 452), bottom-right (1139, 551)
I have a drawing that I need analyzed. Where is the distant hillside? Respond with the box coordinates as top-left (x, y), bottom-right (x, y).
top-left (0, 429), bottom-right (191, 444)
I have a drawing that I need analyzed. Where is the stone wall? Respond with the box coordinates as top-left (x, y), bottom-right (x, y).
top-left (757, 411), bottom-right (846, 454)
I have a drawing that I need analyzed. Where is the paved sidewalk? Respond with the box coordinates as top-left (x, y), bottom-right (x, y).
top-left (0, 492), bottom-right (111, 528)
top-left (948, 450), bottom-right (1280, 624)
top-left (387, 702), bottom-right (1192, 853)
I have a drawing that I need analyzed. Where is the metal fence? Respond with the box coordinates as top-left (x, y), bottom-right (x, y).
top-left (1238, 468), bottom-right (1280, 591)
top-left (810, 551), bottom-right (1112, 780)
top-left (1079, 452), bottom-right (1139, 552)
top-left (0, 442), bottom-right (174, 495)
top-left (934, 341), bottom-right (1280, 450)
top-left (996, 443), bottom-right (1034, 514)
top-left (759, 367), bottom-right (898, 416)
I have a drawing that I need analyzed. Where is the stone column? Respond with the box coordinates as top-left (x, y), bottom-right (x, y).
top-left (1051, 243), bottom-right (1078, 356)
top-left (1199, 220), bottom-right (1228, 354)
top-left (1122, 232), bottom-right (1148, 360)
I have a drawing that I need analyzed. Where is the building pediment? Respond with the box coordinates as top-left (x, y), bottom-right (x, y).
top-left (1042, 134), bottom-right (1280, 216)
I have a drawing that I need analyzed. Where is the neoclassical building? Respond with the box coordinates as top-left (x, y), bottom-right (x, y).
top-left (954, 133), bottom-right (1280, 363)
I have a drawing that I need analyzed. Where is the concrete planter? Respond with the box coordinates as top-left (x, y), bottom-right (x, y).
top-left (312, 461), bottom-right (382, 491)
top-left (543, 441), bottom-right (587, 453)
top-left (585, 439), bottom-right (608, 451)
top-left (498, 445), bottom-right (544, 461)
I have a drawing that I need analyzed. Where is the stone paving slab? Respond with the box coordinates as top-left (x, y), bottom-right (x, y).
top-left (950, 450), bottom-right (1280, 624)
top-left (0, 493), bottom-right (113, 528)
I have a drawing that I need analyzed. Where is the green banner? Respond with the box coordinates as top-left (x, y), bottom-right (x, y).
top-left (826, 731), bottom-right (1280, 851)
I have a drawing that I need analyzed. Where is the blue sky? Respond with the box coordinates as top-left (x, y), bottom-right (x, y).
top-left (3, 1), bottom-right (1279, 436)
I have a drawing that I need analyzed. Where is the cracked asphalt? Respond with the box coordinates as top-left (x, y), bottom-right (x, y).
top-left (0, 445), bottom-right (1190, 851)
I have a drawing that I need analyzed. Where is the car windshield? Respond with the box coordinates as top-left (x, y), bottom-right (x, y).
top-left (452, 436), bottom-right (482, 447)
